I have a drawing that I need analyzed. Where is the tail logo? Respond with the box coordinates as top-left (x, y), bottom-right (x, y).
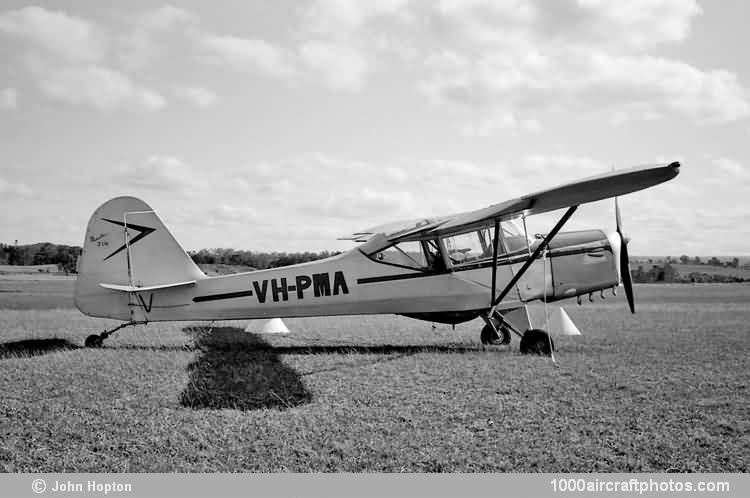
top-left (101, 218), bottom-right (157, 261)
top-left (89, 233), bottom-right (108, 243)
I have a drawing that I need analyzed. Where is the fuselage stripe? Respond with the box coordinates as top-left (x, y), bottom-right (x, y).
top-left (193, 290), bottom-right (254, 303)
top-left (357, 271), bottom-right (445, 284)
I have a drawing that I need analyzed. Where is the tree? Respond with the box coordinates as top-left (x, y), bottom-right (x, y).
top-left (662, 262), bottom-right (677, 282)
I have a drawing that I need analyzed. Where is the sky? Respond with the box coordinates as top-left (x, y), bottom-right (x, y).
top-left (0, 0), bottom-right (748, 255)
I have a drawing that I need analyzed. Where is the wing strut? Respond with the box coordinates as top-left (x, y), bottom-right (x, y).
top-left (490, 219), bottom-right (500, 306)
top-left (491, 205), bottom-right (578, 308)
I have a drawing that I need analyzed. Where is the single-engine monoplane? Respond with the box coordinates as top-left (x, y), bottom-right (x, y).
top-left (75, 162), bottom-right (680, 354)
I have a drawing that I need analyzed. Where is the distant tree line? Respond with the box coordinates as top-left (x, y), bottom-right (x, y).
top-left (0, 242), bottom-right (81, 272)
top-left (1, 242), bottom-right (340, 274)
top-left (634, 255), bottom-right (745, 268)
top-left (188, 248), bottom-right (341, 270)
top-left (674, 255), bottom-right (742, 268)
top-left (632, 262), bottom-right (748, 284)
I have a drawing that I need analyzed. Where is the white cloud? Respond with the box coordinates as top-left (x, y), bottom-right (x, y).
top-left (291, 0), bottom-right (746, 124)
top-left (117, 5), bottom-right (198, 70)
top-left (712, 157), bottom-right (748, 180)
top-left (438, 0), bottom-right (537, 20)
top-left (591, 54), bottom-right (749, 124)
top-left (0, 6), bottom-right (106, 62)
top-left (174, 86), bottom-right (217, 108)
top-left (521, 118), bottom-right (542, 132)
top-left (299, 40), bottom-right (369, 91)
top-left (199, 34), bottom-right (296, 80)
top-left (609, 107), bottom-right (661, 125)
top-left (206, 205), bottom-right (258, 224)
top-left (521, 155), bottom-right (608, 183)
top-left (424, 45), bottom-right (750, 124)
top-left (414, 158), bottom-right (489, 180)
top-left (198, 32), bottom-right (370, 91)
top-left (310, 188), bottom-right (416, 219)
top-left (301, 0), bottom-right (412, 35)
top-left (575, 0), bottom-right (702, 48)
top-left (229, 155), bottom-right (465, 225)
top-left (136, 5), bottom-right (197, 32)
top-left (258, 179), bottom-right (296, 195)
top-left (461, 111), bottom-right (541, 136)
top-left (0, 177), bottom-right (32, 196)
top-left (35, 64), bottom-right (165, 112)
top-left (0, 6), bottom-right (170, 112)
top-left (118, 156), bottom-right (197, 192)
top-left (523, 154), bottom-right (606, 170)
top-left (384, 166), bottom-right (409, 183)
top-left (0, 88), bottom-right (18, 109)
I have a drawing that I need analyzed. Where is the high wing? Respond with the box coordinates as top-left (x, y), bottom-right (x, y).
top-left (341, 162), bottom-right (680, 242)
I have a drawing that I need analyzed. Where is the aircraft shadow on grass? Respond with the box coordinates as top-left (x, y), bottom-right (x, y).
top-left (177, 326), bottom-right (487, 411)
top-left (0, 338), bottom-right (79, 359)
top-left (179, 326), bottom-right (314, 412)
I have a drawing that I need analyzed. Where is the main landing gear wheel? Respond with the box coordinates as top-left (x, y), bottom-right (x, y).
top-left (480, 317), bottom-right (512, 345)
top-left (520, 329), bottom-right (554, 356)
top-left (84, 334), bottom-right (104, 348)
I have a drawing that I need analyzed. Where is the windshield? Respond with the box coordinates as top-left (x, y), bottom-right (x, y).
top-left (369, 239), bottom-right (446, 271)
top-left (501, 219), bottom-right (530, 253)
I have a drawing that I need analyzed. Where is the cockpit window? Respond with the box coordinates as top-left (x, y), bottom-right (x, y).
top-left (443, 229), bottom-right (492, 265)
top-left (370, 239), bottom-right (446, 271)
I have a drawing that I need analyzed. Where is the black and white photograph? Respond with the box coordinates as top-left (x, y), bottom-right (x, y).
top-left (0, 0), bottom-right (748, 486)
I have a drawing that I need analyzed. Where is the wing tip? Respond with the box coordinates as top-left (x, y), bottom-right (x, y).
top-left (667, 161), bottom-right (681, 179)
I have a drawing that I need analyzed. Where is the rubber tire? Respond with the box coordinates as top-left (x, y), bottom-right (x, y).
top-left (85, 334), bottom-right (103, 348)
top-left (519, 329), bottom-right (554, 356)
top-left (480, 319), bottom-right (512, 345)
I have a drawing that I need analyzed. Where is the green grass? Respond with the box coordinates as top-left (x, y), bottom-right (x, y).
top-left (0, 278), bottom-right (748, 472)
top-left (0, 274), bottom-right (75, 310)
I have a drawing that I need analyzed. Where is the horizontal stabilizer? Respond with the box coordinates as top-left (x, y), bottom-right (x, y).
top-left (100, 280), bottom-right (196, 293)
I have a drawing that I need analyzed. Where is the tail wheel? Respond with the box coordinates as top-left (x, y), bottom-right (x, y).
top-left (480, 318), bottom-right (511, 345)
top-left (520, 329), bottom-right (554, 356)
top-left (84, 334), bottom-right (103, 348)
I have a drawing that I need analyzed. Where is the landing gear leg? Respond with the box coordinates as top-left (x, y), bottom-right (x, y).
top-left (84, 321), bottom-right (143, 348)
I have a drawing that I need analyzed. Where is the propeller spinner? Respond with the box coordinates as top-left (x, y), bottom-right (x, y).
top-left (615, 197), bottom-right (635, 313)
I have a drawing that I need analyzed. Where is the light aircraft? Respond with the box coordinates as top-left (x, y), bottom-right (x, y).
top-left (75, 162), bottom-right (680, 354)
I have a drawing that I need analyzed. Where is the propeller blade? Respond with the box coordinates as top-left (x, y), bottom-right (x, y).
top-left (620, 239), bottom-right (635, 313)
top-left (615, 197), bottom-right (623, 235)
top-left (615, 196), bottom-right (635, 313)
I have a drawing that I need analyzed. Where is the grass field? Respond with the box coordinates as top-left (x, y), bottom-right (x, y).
top-left (1, 276), bottom-right (748, 472)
